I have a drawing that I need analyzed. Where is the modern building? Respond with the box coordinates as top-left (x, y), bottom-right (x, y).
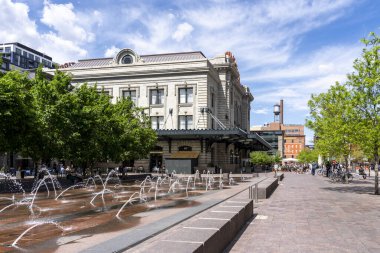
top-left (0, 42), bottom-right (56, 171)
top-left (250, 126), bottom-right (285, 157)
top-left (251, 100), bottom-right (305, 159)
top-left (0, 42), bottom-right (54, 73)
top-left (46, 49), bottom-right (271, 173)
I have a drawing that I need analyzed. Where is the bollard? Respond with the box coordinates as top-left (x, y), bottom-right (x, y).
top-left (255, 184), bottom-right (258, 203)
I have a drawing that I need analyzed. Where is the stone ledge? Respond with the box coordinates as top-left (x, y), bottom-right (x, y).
top-left (137, 198), bottom-right (253, 253)
top-left (258, 177), bottom-right (278, 199)
top-left (276, 172), bottom-right (284, 181)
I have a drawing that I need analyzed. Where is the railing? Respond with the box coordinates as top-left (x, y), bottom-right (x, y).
top-left (248, 178), bottom-right (267, 203)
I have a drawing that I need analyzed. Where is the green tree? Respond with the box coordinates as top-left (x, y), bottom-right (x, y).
top-left (250, 151), bottom-right (272, 166)
top-left (23, 67), bottom-right (74, 169)
top-left (307, 83), bottom-right (356, 171)
top-left (298, 148), bottom-right (318, 164)
top-left (346, 32), bottom-right (380, 194)
top-left (0, 71), bottom-right (34, 155)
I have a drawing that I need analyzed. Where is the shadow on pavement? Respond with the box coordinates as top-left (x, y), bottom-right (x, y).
top-left (321, 185), bottom-right (376, 195)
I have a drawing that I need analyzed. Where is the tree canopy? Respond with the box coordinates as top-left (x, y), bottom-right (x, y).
top-left (250, 151), bottom-right (279, 166)
top-left (0, 67), bottom-right (157, 176)
top-left (307, 32), bottom-right (380, 194)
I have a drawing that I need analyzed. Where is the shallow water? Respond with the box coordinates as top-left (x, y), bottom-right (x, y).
top-left (0, 177), bottom-right (230, 252)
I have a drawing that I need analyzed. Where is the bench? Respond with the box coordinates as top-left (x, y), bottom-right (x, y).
top-left (276, 172), bottom-right (284, 181)
top-left (138, 198), bottom-right (253, 253)
top-left (257, 177), bottom-right (278, 199)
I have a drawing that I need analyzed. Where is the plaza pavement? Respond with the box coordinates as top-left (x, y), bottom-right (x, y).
top-left (227, 173), bottom-right (380, 253)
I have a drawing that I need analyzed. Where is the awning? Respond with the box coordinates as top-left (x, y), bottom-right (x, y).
top-left (150, 151), bottom-right (163, 154)
top-left (170, 151), bottom-right (200, 159)
top-left (282, 158), bottom-right (299, 162)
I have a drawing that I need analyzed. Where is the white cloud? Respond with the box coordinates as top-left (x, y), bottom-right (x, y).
top-left (104, 46), bottom-right (120, 57)
top-left (251, 44), bottom-right (361, 112)
top-left (0, 0), bottom-right (102, 63)
top-left (172, 22), bottom-right (194, 42)
top-left (253, 108), bottom-right (269, 115)
top-left (0, 0), bottom-right (39, 46)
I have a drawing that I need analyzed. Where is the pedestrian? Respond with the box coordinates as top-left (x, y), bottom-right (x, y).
top-left (325, 161), bottom-right (331, 177)
top-left (311, 162), bottom-right (317, 175)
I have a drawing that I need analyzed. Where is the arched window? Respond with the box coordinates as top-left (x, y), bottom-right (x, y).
top-left (122, 55), bottom-right (133, 64)
top-left (179, 146), bottom-right (192, 151)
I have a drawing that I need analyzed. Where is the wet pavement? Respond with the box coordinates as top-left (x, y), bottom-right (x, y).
top-left (227, 173), bottom-right (380, 253)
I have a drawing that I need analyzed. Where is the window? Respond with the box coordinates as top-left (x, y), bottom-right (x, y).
top-left (179, 88), bottom-right (193, 104)
top-left (179, 115), bottom-right (193, 130)
top-left (150, 89), bottom-right (164, 105)
top-left (28, 53), bottom-right (34, 60)
top-left (121, 55), bottom-right (133, 64)
top-left (211, 93), bottom-right (214, 107)
top-left (23, 51), bottom-right (27, 57)
top-left (4, 47), bottom-right (11, 53)
top-left (12, 54), bottom-right (19, 65)
top-left (122, 90), bottom-right (137, 104)
top-left (179, 146), bottom-right (192, 151)
top-left (15, 48), bottom-right (21, 55)
top-left (97, 90), bottom-right (111, 96)
top-left (35, 56), bottom-right (40, 63)
top-left (151, 116), bottom-right (164, 129)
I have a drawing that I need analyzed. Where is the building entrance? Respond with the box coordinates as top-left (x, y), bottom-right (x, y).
top-left (150, 154), bottom-right (163, 172)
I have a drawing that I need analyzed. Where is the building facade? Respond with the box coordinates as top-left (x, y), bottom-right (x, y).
top-left (47, 49), bottom-right (270, 173)
top-left (0, 42), bottom-right (54, 73)
top-left (251, 100), bottom-right (305, 159)
top-left (282, 124), bottom-right (305, 159)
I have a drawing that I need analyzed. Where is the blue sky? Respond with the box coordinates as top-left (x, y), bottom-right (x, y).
top-left (1, 0), bottom-right (380, 144)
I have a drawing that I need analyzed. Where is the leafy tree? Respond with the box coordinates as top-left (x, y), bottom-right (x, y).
top-left (250, 151), bottom-right (272, 166)
top-left (307, 32), bottom-right (380, 194)
top-left (1, 67), bottom-right (157, 177)
top-left (0, 71), bottom-right (34, 155)
top-left (298, 148), bottom-right (318, 164)
top-left (272, 153), bottom-right (282, 164)
top-left (346, 32), bottom-right (380, 194)
top-left (23, 68), bottom-right (74, 170)
top-left (307, 83), bottom-right (356, 170)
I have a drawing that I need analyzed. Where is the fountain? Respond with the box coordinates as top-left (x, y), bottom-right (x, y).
top-left (0, 168), bottom-right (248, 251)
top-left (11, 221), bottom-right (66, 247)
top-left (0, 173), bottom-right (25, 194)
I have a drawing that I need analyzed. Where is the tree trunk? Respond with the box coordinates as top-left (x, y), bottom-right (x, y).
top-left (344, 156), bottom-right (349, 183)
top-left (374, 153), bottom-right (379, 195)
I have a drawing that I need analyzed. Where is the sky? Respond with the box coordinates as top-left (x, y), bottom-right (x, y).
top-left (1, 0), bottom-right (380, 144)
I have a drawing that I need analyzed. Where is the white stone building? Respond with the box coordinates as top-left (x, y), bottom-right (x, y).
top-left (47, 49), bottom-right (270, 173)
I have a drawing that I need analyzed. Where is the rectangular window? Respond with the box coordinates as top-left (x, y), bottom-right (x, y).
top-left (151, 116), bottom-right (164, 129)
top-left (97, 89), bottom-right (112, 97)
top-left (150, 89), bottom-right (164, 105)
top-left (211, 93), bottom-right (214, 107)
top-left (28, 53), bottom-right (34, 60)
top-left (179, 115), bottom-right (193, 130)
top-left (179, 88), bottom-right (193, 104)
top-left (35, 56), bottom-right (40, 63)
top-left (4, 47), bottom-right (11, 53)
top-left (15, 48), bottom-right (21, 55)
top-left (23, 51), bottom-right (27, 57)
top-left (122, 90), bottom-right (137, 104)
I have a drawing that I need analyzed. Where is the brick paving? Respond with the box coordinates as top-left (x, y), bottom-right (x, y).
top-left (228, 173), bottom-right (380, 253)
